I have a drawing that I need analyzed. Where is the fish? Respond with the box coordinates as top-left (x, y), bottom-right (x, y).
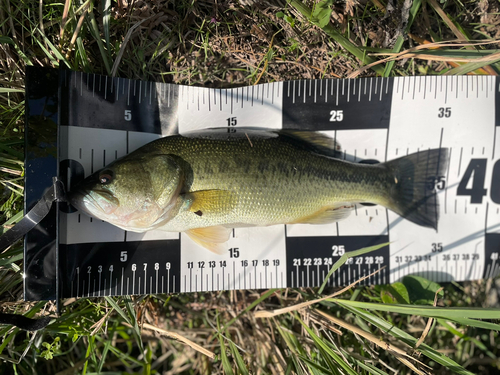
top-left (69, 128), bottom-right (449, 253)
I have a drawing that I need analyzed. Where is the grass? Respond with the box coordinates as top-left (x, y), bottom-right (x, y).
top-left (1, 0), bottom-right (500, 374)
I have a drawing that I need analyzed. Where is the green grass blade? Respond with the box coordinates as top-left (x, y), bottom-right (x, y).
top-left (383, 0), bottom-right (421, 77)
top-left (335, 303), bottom-right (475, 375)
top-left (296, 315), bottom-right (357, 375)
top-left (102, 0), bottom-right (111, 52)
top-left (319, 242), bottom-right (390, 293)
top-left (337, 347), bottom-right (389, 375)
top-left (445, 56), bottom-right (500, 75)
top-left (0, 252), bottom-right (23, 267)
top-left (87, 6), bottom-right (111, 74)
top-left (348, 356), bottom-right (389, 375)
top-left (298, 355), bottom-right (337, 374)
top-left (217, 315), bottom-right (234, 375)
top-left (0, 88), bottom-right (24, 93)
top-left (407, 0), bottom-right (423, 30)
top-left (331, 299), bottom-right (500, 321)
top-left (33, 37), bottom-right (60, 67)
top-left (0, 36), bottom-right (32, 65)
top-left (95, 335), bottom-right (144, 367)
top-left (97, 336), bottom-right (112, 373)
top-left (82, 335), bottom-right (96, 374)
top-left (274, 321), bottom-right (307, 356)
top-left (104, 296), bottom-right (144, 354)
top-left (36, 28), bottom-right (71, 68)
top-left (288, 0), bottom-right (385, 75)
top-left (227, 340), bottom-right (249, 375)
top-left (76, 37), bottom-right (91, 72)
top-left (409, 49), bottom-right (500, 58)
top-left (383, 36), bottom-right (404, 77)
top-left (123, 297), bottom-right (144, 353)
top-left (224, 288), bottom-right (277, 328)
top-left (104, 297), bottom-right (131, 325)
top-left (437, 319), bottom-right (496, 358)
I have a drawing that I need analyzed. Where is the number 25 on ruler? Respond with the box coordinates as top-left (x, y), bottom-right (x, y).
top-left (330, 110), bottom-right (343, 122)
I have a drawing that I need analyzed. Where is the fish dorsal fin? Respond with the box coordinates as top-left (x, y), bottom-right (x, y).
top-left (279, 130), bottom-right (342, 158)
top-left (291, 203), bottom-right (354, 224)
top-left (186, 226), bottom-right (232, 254)
top-left (183, 190), bottom-right (236, 216)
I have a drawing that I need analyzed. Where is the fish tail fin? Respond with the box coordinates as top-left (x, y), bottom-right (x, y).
top-left (384, 148), bottom-right (449, 229)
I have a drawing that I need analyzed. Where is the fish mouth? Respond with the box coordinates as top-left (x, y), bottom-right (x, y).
top-left (69, 188), bottom-right (119, 217)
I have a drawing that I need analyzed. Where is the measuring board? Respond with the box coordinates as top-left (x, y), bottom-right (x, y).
top-left (24, 67), bottom-right (500, 301)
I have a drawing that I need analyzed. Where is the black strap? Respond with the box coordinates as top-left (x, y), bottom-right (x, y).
top-left (0, 313), bottom-right (52, 331)
top-left (0, 178), bottom-right (65, 252)
top-left (0, 178), bottom-right (65, 331)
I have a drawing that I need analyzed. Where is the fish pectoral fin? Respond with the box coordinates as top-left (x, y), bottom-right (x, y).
top-left (291, 203), bottom-right (354, 224)
top-left (185, 226), bottom-right (232, 254)
top-left (183, 190), bottom-right (236, 216)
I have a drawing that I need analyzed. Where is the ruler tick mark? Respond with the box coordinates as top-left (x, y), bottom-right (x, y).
top-left (444, 76), bottom-right (448, 104)
top-left (314, 80), bottom-right (317, 103)
top-left (336, 80), bottom-right (339, 106)
top-left (80, 72), bottom-right (84, 96)
top-left (423, 76), bottom-right (427, 99)
top-left (303, 80), bottom-right (307, 103)
top-left (444, 147), bottom-right (452, 214)
top-left (116, 78), bottom-right (120, 100)
top-left (457, 147), bottom-right (463, 177)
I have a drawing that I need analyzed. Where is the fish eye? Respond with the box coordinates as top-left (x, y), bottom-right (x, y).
top-left (99, 170), bottom-right (114, 185)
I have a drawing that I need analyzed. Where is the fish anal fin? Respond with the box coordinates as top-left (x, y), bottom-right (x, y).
top-left (291, 203), bottom-right (354, 224)
top-left (185, 226), bottom-right (232, 254)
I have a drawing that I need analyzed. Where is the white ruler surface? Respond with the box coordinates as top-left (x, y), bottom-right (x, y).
top-left (56, 72), bottom-right (500, 297)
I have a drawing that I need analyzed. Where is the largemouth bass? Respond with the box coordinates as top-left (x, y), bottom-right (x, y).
top-left (70, 129), bottom-right (449, 252)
